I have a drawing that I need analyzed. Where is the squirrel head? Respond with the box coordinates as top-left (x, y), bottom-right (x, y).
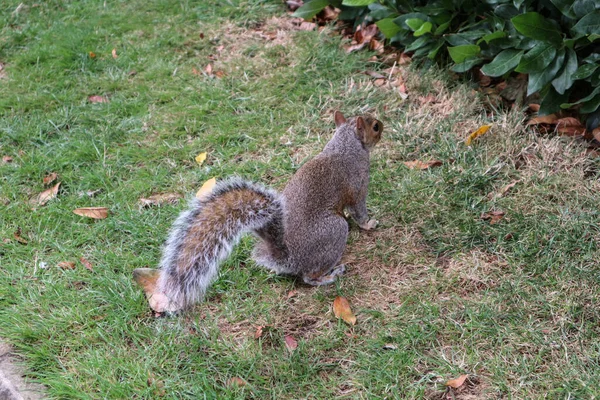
top-left (334, 111), bottom-right (383, 150)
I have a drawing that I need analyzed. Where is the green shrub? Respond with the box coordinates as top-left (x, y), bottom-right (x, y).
top-left (294, 0), bottom-right (600, 127)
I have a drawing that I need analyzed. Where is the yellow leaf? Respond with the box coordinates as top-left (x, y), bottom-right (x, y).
top-left (333, 296), bottom-right (357, 325)
top-left (195, 152), bottom-right (207, 166)
top-left (196, 177), bottom-right (217, 199)
top-left (465, 124), bottom-right (491, 145)
top-left (446, 374), bottom-right (468, 388)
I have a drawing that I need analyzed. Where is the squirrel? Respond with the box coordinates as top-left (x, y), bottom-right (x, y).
top-left (133, 111), bottom-right (382, 313)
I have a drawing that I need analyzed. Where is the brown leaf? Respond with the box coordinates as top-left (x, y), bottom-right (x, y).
top-left (593, 128), bottom-right (600, 142)
top-left (402, 160), bottom-right (442, 170)
top-left (298, 21), bottom-right (316, 31)
top-left (418, 95), bottom-right (437, 105)
top-left (214, 70), bottom-right (225, 78)
top-left (73, 207), bottom-right (109, 219)
top-left (446, 374), bottom-right (468, 389)
top-left (556, 126), bottom-right (586, 136)
top-left (527, 114), bottom-right (557, 125)
top-left (89, 51), bottom-right (96, 59)
top-left (398, 52), bottom-right (412, 65)
top-left (204, 63), bottom-right (213, 75)
top-left (332, 296), bottom-right (357, 325)
top-left (556, 117), bottom-right (584, 129)
top-left (139, 193), bottom-right (183, 207)
top-left (488, 181), bottom-right (518, 200)
top-left (369, 38), bottom-right (384, 54)
top-left (254, 326), bottom-right (264, 339)
top-left (318, 5), bottom-right (339, 21)
top-left (364, 70), bottom-right (386, 79)
top-left (58, 261), bottom-right (76, 270)
top-left (112, 48), bottom-right (118, 59)
top-left (80, 257), bottom-right (93, 271)
top-left (344, 42), bottom-right (367, 53)
top-left (88, 95), bottom-right (109, 104)
top-left (286, 0), bottom-right (303, 11)
top-left (286, 290), bottom-right (298, 299)
top-left (43, 172), bottom-right (58, 185)
top-left (192, 67), bottom-right (201, 76)
top-left (284, 335), bottom-right (298, 352)
top-left (2, 156), bottom-right (13, 163)
top-left (30, 182), bottom-right (60, 206)
top-left (528, 103), bottom-right (540, 112)
top-left (373, 78), bottom-right (386, 87)
top-left (481, 210), bottom-right (505, 224)
top-left (13, 228), bottom-right (28, 245)
top-left (227, 377), bottom-right (247, 387)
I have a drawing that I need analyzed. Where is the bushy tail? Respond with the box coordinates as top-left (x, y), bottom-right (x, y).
top-left (133, 178), bottom-right (285, 312)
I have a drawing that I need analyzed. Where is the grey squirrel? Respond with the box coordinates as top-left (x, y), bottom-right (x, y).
top-left (133, 111), bottom-right (382, 313)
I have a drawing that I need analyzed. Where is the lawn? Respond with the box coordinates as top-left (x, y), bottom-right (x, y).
top-left (1, 0), bottom-right (599, 398)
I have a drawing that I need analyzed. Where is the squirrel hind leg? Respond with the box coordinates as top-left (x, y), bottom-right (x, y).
top-left (303, 264), bottom-right (346, 286)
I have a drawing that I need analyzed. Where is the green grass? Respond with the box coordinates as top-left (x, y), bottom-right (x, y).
top-left (1, 0), bottom-right (600, 398)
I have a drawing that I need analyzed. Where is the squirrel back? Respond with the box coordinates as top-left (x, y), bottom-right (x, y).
top-left (134, 111), bottom-right (382, 313)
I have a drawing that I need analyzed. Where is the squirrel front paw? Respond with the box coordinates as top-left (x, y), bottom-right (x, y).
top-left (360, 219), bottom-right (378, 231)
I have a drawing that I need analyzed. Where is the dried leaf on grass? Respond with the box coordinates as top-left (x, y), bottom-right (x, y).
top-left (58, 261), bottom-right (76, 270)
top-left (195, 152), bottom-right (207, 165)
top-left (286, 290), bottom-right (298, 299)
top-left (446, 374), bottom-right (469, 388)
top-left (13, 228), bottom-right (28, 245)
top-left (88, 95), bottom-right (109, 104)
top-left (344, 24), bottom-right (378, 53)
top-left (196, 177), bottom-right (217, 199)
top-left (527, 114), bottom-right (557, 125)
top-left (481, 210), bottom-right (505, 224)
top-left (487, 181), bottom-right (518, 200)
top-left (284, 335), bottom-right (298, 352)
top-left (112, 48), bottom-right (118, 59)
top-left (466, 124), bottom-right (492, 145)
top-left (254, 326), bottom-right (265, 339)
top-left (333, 296), bottom-right (356, 325)
top-left (80, 257), bottom-right (93, 271)
top-left (139, 193), bottom-right (183, 207)
top-left (89, 51), bottom-right (96, 59)
top-left (2, 156), bottom-right (13, 163)
top-left (30, 182), bottom-right (60, 206)
top-left (73, 207), bottom-right (109, 219)
top-left (43, 172), bottom-right (58, 185)
top-left (227, 377), bottom-right (247, 387)
top-left (403, 160), bottom-right (442, 170)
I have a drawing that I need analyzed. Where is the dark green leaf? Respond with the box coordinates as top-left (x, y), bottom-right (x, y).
top-left (527, 48), bottom-right (564, 96)
top-left (511, 12), bottom-right (562, 46)
top-left (404, 36), bottom-right (430, 52)
top-left (581, 94), bottom-right (600, 113)
top-left (414, 22), bottom-right (433, 37)
top-left (450, 57), bottom-right (485, 73)
top-left (368, 3), bottom-right (396, 19)
top-left (552, 47), bottom-right (578, 94)
top-left (495, 4), bottom-right (520, 19)
top-left (572, 63), bottom-right (599, 80)
top-left (342, 0), bottom-right (377, 6)
top-left (586, 107), bottom-right (600, 131)
top-left (561, 86), bottom-right (600, 108)
top-left (478, 31), bottom-right (507, 44)
top-left (573, 0), bottom-right (596, 18)
top-left (434, 21), bottom-right (450, 35)
top-left (394, 13), bottom-right (431, 29)
top-left (539, 86), bottom-right (569, 116)
top-left (427, 40), bottom-right (445, 59)
top-left (550, 0), bottom-right (576, 18)
top-left (376, 18), bottom-right (402, 39)
top-left (481, 49), bottom-right (523, 77)
top-left (292, 0), bottom-right (329, 20)
top-left (447, 45), bottom-right (481, 63)
top-left (515, 43), bottom-right (557, 73)
top-left (583, 53), bottom-right (600, 63)
top-left (572, 11), bottom-right (600, 35)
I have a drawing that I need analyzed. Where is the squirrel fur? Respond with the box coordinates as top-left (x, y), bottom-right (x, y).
top-left (133, 111), bottom-right (382, 313)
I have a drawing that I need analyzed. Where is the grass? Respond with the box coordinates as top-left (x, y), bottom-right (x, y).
top-left (1, 0), bottom-right (599, 398)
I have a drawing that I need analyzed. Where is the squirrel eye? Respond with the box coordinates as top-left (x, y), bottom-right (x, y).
top-left (372, 122), bottom-right (380, 132)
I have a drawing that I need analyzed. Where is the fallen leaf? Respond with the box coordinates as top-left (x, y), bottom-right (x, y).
top-left (112, 48), bottom-right (117, 59)
top-left (345, 42), bottom-right (367, 53)
top-left (318, 5), bottom-right (339, 21)
top-left (43, 172), bottom-right (58, 185)
top-left (30, 182), bottom-right (60, 206)
top-left (369, 38), bottom-right (384, 54)
top-left (79, 257), bottom-right (93, 271)
top-left (364, 70), bottom-right (386, 79)
top-left (284, 335), bottom-right (298, 352)
top-left (528, 103), bottom-right (540, 112)
top-left (373, 78), bottom-right (386, 87)
top-left (593, 128), bottom-right (600, 142)
top-left (487, 180), bottom-right (518, 200)
top-left (89, 51), bottom-right (96, 58)
top-left (2, 156), bottom-right (13, 163)
top-left (204, 63), bottom-right (213, 75)
top-left (192, 67), bottom-right (201, 76)
top-left (88, 95), bottom-right (109, 103)
top-left (527, 114), bottom-right (557, 125)
top-left (481, 210), bottom-right (505, 224)
top-left (227, 377), bottom-right (247, 387)
top-left (446, 374), bottom-right (468, 388)
top-left (58, 261), bottom-right (76, 270)
top-left (73, 207), bottom-right (109, 219)
top-left (13, 228), bottom-right (28, 245)
top-left (139, 193), bottom-right (183, 207)
top-left (332, 296), bottom-right (357, 325)
top-left (298, 21), bottom-right (316, 31)
top-left (402, 160), bottom-right (442, 170)
top-left (254, 326), bottom-right (264, 339)
top-left (398, 52), bottom-right (412, 65)
top-left (556, 126), bottom-right (586, 136)
top-left (465, 124), bottom-right (492, 145)
top-left (556, 117), bottom-right (584, 128)
top-left (214, 70), bottom-right (225, 78)
top-left (196, 177), bottom-right (217, 199)
top-left (286, 290), bottom-right (298, 299)
top-left (418, 95), bottom-right (437, 105)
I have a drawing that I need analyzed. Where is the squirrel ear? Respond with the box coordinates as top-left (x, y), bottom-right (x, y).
top-left (334, 111), bottom-right (346, 127)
